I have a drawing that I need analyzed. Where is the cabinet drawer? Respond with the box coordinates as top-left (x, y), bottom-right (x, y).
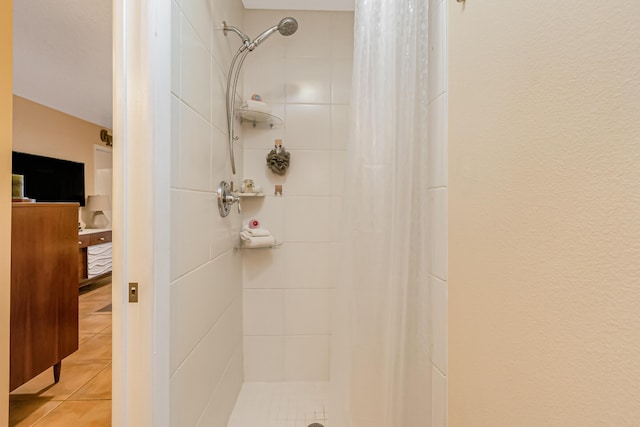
top-left (90, 231), bottom-right (112, 245)
top-left (78, 234), bottom-right (91, 248)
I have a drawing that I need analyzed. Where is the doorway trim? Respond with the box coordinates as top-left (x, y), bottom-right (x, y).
top-left (0, 0), bottom-right (13, 422)
top-left (112, 0), bottom-right (171, 425)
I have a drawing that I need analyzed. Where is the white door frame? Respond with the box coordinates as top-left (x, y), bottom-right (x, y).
top-left (112, 0), bottom-right (171, 425)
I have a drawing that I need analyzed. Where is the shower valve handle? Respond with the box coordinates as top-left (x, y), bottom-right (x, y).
top-left (216, 181), bottom-right (241, 217)
top-left (225, 194), bottom-right (242, 214)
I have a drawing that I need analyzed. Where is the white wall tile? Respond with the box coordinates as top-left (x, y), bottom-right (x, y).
top-left (331, 104), bottom-right (350, 150)
top-left (285, 105), bottom-right (331, 150)
top-left (195, 347), bottom-right (243, 427)
top-left (284, 150), bottom-right (331, 196)
top-left (330, 12), bottom-right (355, 59)
top-left (243, 54), bottom-right (287, 105)
top-left (284, 289), bottom-right (332, 335)
top-left (430, 275), bottom-right (448, 375)
top-left (181, 15), bottom-right (212, 120)
top-left (243, 336), bottom-right (284, 381)
top-left (211, 62), bottom-right (227, 134)
top-left (429, 188), bottom-right (448, 281)
top-left (331, 150), bottom-right (346, 196)
top-left (428, 2), bottom-right (448, 423)
top-left (171, 2), bottom-right (243, 425)
top-left (211, 127), bottom-right (228, 178)
top-left (282, 243), bottom-right (331, 289)
top-left (286, 58), bottom-right (332, 104)
top-left (171, 1), bottom-right (182, 96)
top-left (284, 11), bottom-right (332, 59)
top-left (428, 93), bottom-right (448, 188)
top-left (428, 0), bottom-right (447, 103)
top-left (244, 289), bottom-right (284, 335)
top-left (331, 59), bottom-right (353, 105)
top-left (210, 204), bottom-right (239, 260)
top-left (170, 282), bottom-right (181, 377)
top-left (171, 95), bottom-right (180, 188)
top-left (329, 197), bottom-right (343, 243)
top-left (182, 0), bottom-right (212, 52)
top-left (432, 366), bottom-right (447, 427)
top-left (170, 252), bottom-right (240, 372)
top-left (170, 189), bottom-right (212, 279)
top-left (171, 299), bottom-right (242, 427)
top-left (179, 101), bottom-right (211, 191)
top-left (170, 372), bottom-right (179, 426)
top-left (284, 336), bottom-right (331, 381)
top-left (283, 197), bottom-right (332, 242)
top-left (242, 245), bottom-right (286, 289)
top-left (329, 243), bottom-right (346, 292)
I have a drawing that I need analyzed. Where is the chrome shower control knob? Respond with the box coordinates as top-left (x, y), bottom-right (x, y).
top-left (217, 181), bottom-right (240, 217)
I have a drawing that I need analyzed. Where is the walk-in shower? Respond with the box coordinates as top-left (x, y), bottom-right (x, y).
top-left (223, 17), bottom-right (298, 175)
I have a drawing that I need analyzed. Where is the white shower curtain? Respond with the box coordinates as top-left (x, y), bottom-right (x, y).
top-left (333, 0), bottom-right (431, 426)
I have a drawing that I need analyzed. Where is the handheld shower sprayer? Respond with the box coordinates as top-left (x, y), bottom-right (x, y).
top-left (222, 17), bottom-right (299, 176)
top-left (251, 17), bottom-right (299, 49)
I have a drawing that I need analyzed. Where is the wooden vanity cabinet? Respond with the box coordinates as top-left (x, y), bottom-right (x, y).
top-left (10, 203), bottom-right (79, 391)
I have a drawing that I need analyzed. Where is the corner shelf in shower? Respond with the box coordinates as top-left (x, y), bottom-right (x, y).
top-left (237, 241), bottom-right (283, 250)
top-left (235, 192), bottom-right (265, 197)
top-left (236, 109), bottom-right (283, 129)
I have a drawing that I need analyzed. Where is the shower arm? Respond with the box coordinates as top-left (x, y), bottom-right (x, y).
top-left (222, 22), bottom-right (250, 49)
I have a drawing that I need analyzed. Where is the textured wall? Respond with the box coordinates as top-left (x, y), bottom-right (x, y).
top-left (12, 96), bottom-right (110, 209)
top-left (0, 0), bottom-right (12, 422)
top-left (449, 2), bottom-right (640, 426)
top-left (168, 0), bottom-right (245, 425)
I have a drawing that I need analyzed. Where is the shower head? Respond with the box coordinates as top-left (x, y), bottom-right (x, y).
top-left (277, 17), bottom-right (298, 36)
top-left (251, 17), bottom-right (299, 49)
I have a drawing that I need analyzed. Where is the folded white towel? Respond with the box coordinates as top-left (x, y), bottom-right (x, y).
top-left (240, 231), bottom-right (275, 248)
top-left (243, 226), bottom-right (271, 237)
top-left (244, 99), bottom-right (272, 114)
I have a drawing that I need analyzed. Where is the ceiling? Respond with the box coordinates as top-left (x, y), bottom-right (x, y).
top-left (12, 0), bottom-right (354, 130)
top-left (13, 0), bottom-right (113, 128)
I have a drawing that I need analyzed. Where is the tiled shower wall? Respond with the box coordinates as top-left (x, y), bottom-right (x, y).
top-left (429, 0), bottom-right (448, 426)
top-left (240, 10), bottom-right (354, 382)
top-left (169, 0), bottom-right (245, 425)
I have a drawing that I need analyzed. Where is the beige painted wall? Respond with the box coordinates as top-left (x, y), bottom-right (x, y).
top-left (449, 2), bottom-right (640, 426)
top-left (12, 95), bottom-right (111, 208)
top-left (0, 0), bottom-right (12, 423)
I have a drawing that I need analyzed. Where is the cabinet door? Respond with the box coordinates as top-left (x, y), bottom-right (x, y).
top-left (10, 204), bottom-right (79, 390)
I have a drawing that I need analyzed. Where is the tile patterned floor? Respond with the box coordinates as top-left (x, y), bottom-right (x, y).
top-left (227, 382), bottom-right (331, 427)
top-left (9, 282), bottom-right (112, 427)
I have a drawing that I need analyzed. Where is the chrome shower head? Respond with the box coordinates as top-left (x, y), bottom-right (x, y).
top-left (277, 17), bottom-right (298, 36)
top-left (251, 17), bottom-right (299, 49)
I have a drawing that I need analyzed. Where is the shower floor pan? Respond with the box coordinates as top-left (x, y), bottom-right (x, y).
top-left (227, 382), bottom-right (329, 427)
